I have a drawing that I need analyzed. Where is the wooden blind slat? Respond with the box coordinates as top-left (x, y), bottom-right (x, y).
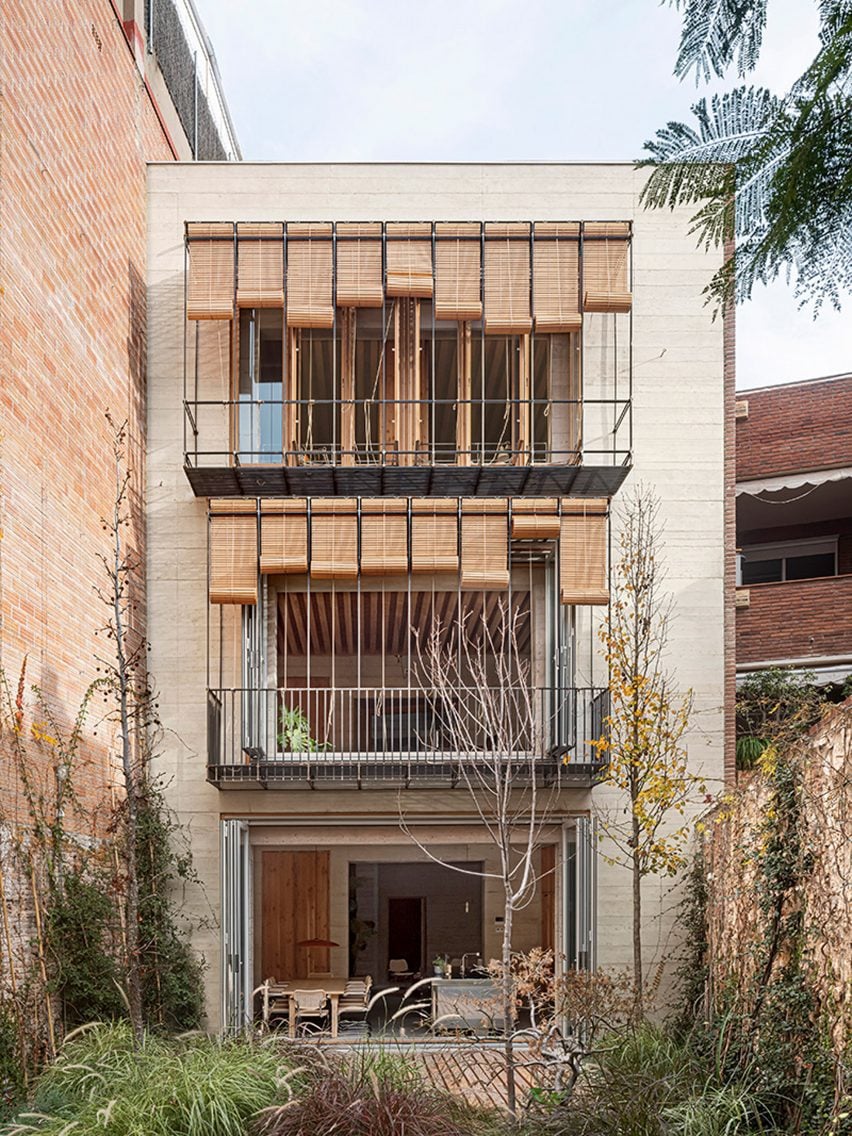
top-left (484, 223), bottom-right (532, 335)
top-left (336, 222), bottom-right (383, 308)
top-left (534, 223), bottom-right (581, 332)
top-left (560, 513), bottom-right (609, 605)
top-left (583, 222), bottom-right (632, 313)
top-left (360, 515), bottom-right (409, 574)
top-left (512, 496), bottom-right (560, 540)
top-left (435, 223), bottom-right (482, 321)
top-left (209, 514), bottom-right (257, 604)
top-left (310, 499), bottom-right (357, 578)
top-left (187, 222), bottom-right (234, 320)
top-left (236, 223), bottom-right (284, 308)
top-left (287, 223), bottom-right (334, 328)
top-left (386, 223), bottom-right (433, 298)
top-left (460, 513), bottom-right (509, 589)
top-left (260, 500), bottom-right (308, 574)
top-left (411, 502), bottom-right (459, 572)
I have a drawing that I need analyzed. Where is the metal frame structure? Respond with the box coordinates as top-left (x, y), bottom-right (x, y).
top-left (182, 221), bottom-right (632, 498)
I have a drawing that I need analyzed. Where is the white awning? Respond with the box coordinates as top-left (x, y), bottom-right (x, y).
top-left (736, 465), bottom-right (852, 496)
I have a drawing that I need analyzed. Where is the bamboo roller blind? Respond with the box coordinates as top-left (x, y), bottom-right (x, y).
top-left (336, 222), bottom-right (383, 307)
top-left (310, 499), bottom-right (358, 579)
top-left (583, 222), bottom-right (632, 313)
top-left (559, 501), bottom-right (609, 605)
top-left (236, 223), bottom-right (284, 308)
top-left (385, 223), bottom-right (433, 298)
top-left (511, 498), bottom-right (562, 540)
top-left (534, 224), bottom-right (581, 332)
top-left (483, 223), bottom-right (532, 335)
top-left (460, 502), bottom-right (510, 589)
top-left (360, 500), bottom-right (409, 574)
top-left (410, 499), bottom-right (459, 572)
top-left (435, 223), bottom-right (482, 321)
top-left (187, 223), bottom-right (234, 320)
top-left (208, 497), bottom-right (607, 604)
top-left (286, 223), bottom-right (334, 328)
top-left (187, 221), bottom-right (632, 321)
top-left (209, 501), bottom-right (258, 605)
top-left (259, 500), bottom-right (308, 573)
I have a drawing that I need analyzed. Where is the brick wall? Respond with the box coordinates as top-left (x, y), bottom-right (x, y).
top-left (737, 374), bottom-right (852, 481)
top-left (0, 1), bottom-right (173, 824)
top-left (737, 575), bottom-right (852, 665)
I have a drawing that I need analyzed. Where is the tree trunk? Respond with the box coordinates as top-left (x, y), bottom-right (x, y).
top-left (501, 898), bottom-right (517, 1116)
top-left (113, 527), bottom-right (144, 1046)
top-left (632, 812), bottom-right (643, 1019)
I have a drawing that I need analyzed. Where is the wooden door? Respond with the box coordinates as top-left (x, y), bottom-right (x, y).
top-left (261, 850), bottom-right (330, 981)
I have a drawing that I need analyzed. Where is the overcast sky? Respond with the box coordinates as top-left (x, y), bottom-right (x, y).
top-left (198, 0), bottom-right (849, 390)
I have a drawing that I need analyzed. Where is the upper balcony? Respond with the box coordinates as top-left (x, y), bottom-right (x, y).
top-left (182, 221), bottom-right (632, 499)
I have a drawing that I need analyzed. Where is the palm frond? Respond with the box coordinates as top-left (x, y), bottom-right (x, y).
top-left (671, 0), bottom-right (768, 81)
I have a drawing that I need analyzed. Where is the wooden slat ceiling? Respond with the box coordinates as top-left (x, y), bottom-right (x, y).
top-left (278, 590), bottom-right (531, 658)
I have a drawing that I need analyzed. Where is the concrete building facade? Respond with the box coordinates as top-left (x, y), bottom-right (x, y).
top-left (146, 162), bottom-right (732, 1030)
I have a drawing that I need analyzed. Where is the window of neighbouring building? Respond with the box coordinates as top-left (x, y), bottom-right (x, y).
top-left (740, 537), bottom-right (838, 585)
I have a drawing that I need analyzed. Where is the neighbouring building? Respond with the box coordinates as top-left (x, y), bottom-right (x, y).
top-left (0, 1), bottom-right (238, 829)
top-left (147, 163), bottom-right (734, 1030)
top-left (736, 373), bottom-right (852, 688)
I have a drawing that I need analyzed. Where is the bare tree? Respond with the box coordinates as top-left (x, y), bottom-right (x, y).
top-left (401, 601), bottom-right (557, 1115)
top-left (595, 486), bottom-right (703, 1016)
top-left (94, 414), bottom-right (151, 1045)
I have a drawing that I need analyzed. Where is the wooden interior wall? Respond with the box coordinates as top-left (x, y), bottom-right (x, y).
top-left (260, 850), bottom-right (330, 981)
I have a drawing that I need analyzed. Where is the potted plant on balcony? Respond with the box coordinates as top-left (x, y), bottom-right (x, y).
top-left (278, 706), bottom-right (329, 754)
top-left (432, 955), bottom-right (449, 978)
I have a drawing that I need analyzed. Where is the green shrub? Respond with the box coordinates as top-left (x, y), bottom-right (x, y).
top-left (8, 1022), bottom-right (285, 1136)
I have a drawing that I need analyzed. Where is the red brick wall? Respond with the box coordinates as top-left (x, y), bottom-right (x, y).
top-left (737, 375), bottom-right (852, 481)
top-left (0, 2), bottom-right (173, 824)
top-left (737, 576), bottom-right (852, 665)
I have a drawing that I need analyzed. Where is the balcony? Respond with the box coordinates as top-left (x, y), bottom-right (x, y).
top-left (737, 575), bottom-right (852, 666)
top-left (182, 221), bottom-right (632, 499)
top-left (206, 685), bottom-right (610, 788)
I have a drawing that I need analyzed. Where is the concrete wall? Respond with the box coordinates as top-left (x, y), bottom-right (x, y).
top-left (146, 163), bottom-right (728, 1028)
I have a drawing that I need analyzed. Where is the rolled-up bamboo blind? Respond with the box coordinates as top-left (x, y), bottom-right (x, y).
top-left (583, 222), bottom-right (632, 313)
top-left (236, 223), bottom-right (284, 308)
top-left (511, 498), bottom-right (561, 540)
top-left (460, 502), bottom-right (510, 589)
top-left (286, 223), bottom-right (334, 328)
top-left (411, 499), bottom-right (459, 572)
top-left (559, 502), bottom-right (609, 605)
top-left (336, 222), bottom-right (383, 307)
top-left (534, 223), bottom-right (581, 332)
top-left (209, 501), bottom-right (258, 604)
top-left (435, 223), bottom-right (482, 321)
top-left (484, 223), bottom-right (532, 335)
top-left (187, 223), bottom-right (234, 320)
top-left (386, 223), bottom-right (433, 298)
top-left (259, 500), bottom-right (308, 573)
top-left (360, 500), bottom-right (409, 574)
top-left (310, 499), bottom-right (358, 579)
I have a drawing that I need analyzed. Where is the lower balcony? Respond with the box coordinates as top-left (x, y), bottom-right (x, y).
top-left (737, 575), bottom-right (852, 667)
top-left (207, 685), bottom-right (609, 788)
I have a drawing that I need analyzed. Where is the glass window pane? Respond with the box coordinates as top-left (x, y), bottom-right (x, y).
top-left (741, 558), bottom-right (783, 585)
top-left (785, 552), bottom-right (835, 581)
top-left (238, 309), bottom-right (283, 462)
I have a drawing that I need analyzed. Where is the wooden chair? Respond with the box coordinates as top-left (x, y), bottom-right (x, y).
top-left (292, 988), bottom-right (329, 1035)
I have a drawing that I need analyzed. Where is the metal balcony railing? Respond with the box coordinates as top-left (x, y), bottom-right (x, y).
top-left (206, 685), bottom-right (610, 787)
